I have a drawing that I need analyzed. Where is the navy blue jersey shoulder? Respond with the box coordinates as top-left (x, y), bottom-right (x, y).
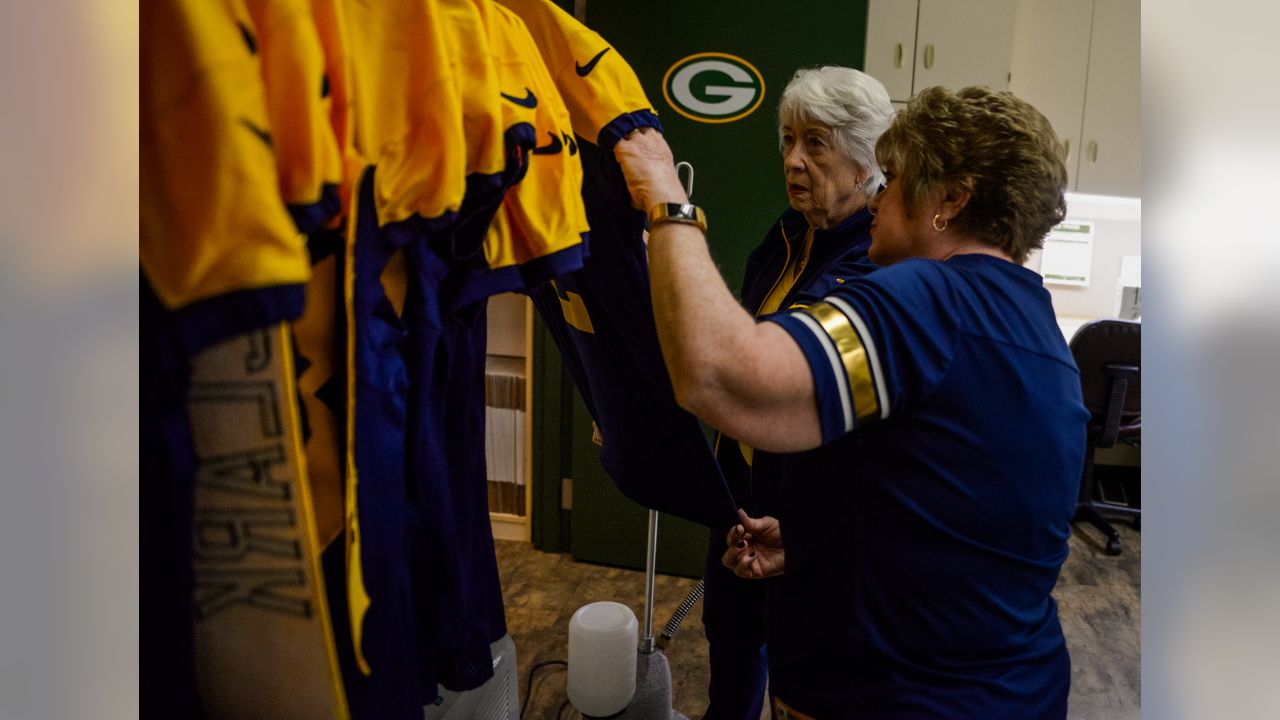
top-left (765, 254), bottom-right (1087, 718)
top-left (529, 113), bottom-right (738, 529)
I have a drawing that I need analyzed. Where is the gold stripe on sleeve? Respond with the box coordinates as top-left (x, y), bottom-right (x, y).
top-left (801, 301), bottom-right (880, 425)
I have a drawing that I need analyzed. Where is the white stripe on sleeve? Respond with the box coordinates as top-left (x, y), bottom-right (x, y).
top-left (793, 312), bottom-right (855, 434)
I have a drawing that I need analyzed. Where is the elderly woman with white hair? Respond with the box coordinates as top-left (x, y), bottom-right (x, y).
top-left (700, 65), bottom-right (893, 720)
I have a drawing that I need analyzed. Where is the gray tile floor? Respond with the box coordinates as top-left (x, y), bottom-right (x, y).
top-left (497, 521), bottom-right (1140, 719)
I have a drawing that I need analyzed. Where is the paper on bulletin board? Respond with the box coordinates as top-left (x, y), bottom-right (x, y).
top-left (1039, 220), bottom-right (1094, 286)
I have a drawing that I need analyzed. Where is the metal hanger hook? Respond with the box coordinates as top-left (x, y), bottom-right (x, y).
top-left (675, 161), bottom-right (694, 199)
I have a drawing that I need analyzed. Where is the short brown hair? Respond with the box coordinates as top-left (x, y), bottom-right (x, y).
top-left (874, 86), bottom-right (1067, 264)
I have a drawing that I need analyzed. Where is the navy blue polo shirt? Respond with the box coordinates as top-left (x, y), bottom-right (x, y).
top-left (766, 254), bottom-right (1088, 718)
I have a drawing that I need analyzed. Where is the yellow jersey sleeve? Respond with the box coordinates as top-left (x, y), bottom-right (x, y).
top-left (439, 0), bottom-right (506, 181)
top-left (343, 0), bottom-right (466, 226)
top-left (482, 4), bottom-right (589, 281)
top-left (310, 0), bottom-right (362, 220)
top-left (141, 0), bottom-right (309, 311)
top-left (243, 0), bottom-right (343, 230)
top-left (496, 0), bottom-right (660, 146)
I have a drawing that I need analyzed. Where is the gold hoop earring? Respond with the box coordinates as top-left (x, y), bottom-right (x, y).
top-left (932, 214), bottom-right (948, 232)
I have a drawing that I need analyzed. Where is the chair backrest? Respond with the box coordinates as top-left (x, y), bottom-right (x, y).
top-left (1069, 319), bottom-right (1141, 421)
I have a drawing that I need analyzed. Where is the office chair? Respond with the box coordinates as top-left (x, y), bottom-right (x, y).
top-left (1069, 319), bottom-right (1141, 556)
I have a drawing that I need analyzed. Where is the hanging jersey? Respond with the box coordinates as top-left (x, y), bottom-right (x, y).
top-left (243, 0), bottom-right (343, 232)
top-left (400, 0), bottom-right (524, 699)
top-left (288, 0), bottom-right (353, 545)
top-left (141, 0), bottom-right (316, 716)
top-left (529, 140), bottom-right (739, 529)
top-left (405, 4), bottom-right (589, 697)
top-left (186, 324), bottom-right (349, 720)
top-left (472, 1), bottom-right (590, 305)
top-left (498, 0), bottom-right (661, 145)
top-left (338, 0), bottom-right (590, 707)
top-left (765, 255), bottom-right (1085, 717)
top-left (310, 0), bottom-right (362, 216)
top-left (501, 11), bottom-right (735, 527)
top-left (141, 0), bottom-right (308, 348)
top-left (337, 165), bottom-right (424, 719)
top-left (343, 0), bottom-right (465, 227)
top-left (441, 0), bottom-right (505, 182)
top-left (238, 0), bottom-right (353, 553)
top-left (334, 0), bottom-right (470, 708)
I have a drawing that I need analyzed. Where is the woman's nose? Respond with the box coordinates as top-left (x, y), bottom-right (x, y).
top-left (783, 146), bottom-right (804, 171)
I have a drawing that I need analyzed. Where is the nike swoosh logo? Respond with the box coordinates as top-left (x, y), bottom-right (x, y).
top-left (237, 22), bottom-right (257, 54)
top-left (531, 131), bottom-right (562, 155)
top-left (239, 117), bottom-right (273, 147)
top-left (575, 47), bottom-right (610, 77)
top-left (500, 87), bottom-right (537, 108)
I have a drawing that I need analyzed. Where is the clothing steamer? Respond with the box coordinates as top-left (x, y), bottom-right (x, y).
top-left (569, 162), bottom-right (702, 720)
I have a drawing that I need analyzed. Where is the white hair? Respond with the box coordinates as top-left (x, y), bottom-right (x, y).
top-left (778, 66), bottom-right (895, 194)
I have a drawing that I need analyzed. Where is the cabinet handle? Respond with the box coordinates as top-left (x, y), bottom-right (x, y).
top-left (1088, 140), bottom-right (1098, 163)
top-left (923, 44), bottom-right (935, 69)
top-left (1061, 139), bottom-right (1071, 162)
top-left (894, 43), bottom-right (903, 69)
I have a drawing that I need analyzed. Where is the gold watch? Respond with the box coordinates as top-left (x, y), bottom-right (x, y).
top-left (647, 202), bottom-right (707, 233)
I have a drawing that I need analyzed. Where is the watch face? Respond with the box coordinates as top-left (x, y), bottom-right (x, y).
top-left (649, 203), bottom-right (706, 232)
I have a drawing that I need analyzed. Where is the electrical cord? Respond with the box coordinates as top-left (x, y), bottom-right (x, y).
top-left (656, 578), bottom-right (705, 651)
top-left (520, 659), bottom-right (567, 718)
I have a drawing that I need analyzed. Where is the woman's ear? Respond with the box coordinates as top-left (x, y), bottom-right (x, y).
top-left (936, 181), bottom-right (972, 223)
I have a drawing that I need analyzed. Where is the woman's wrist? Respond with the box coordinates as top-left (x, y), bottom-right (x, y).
top-left (647, 202), bottom-right (707, 234)
top-left (640, 178), bottom-right (689, 211)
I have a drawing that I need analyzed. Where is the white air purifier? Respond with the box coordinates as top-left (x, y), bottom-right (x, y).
top-left (424, 634), bottom-right (519, 720)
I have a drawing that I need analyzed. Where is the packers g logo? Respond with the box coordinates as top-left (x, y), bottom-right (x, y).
top-left (662, 52), bottom-right (765, 124)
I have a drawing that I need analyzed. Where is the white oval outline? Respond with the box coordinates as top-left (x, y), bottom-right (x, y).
top-left (662, 52), bottom-right (766, 124)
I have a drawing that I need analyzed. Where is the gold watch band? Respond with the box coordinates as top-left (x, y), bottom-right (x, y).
top-left (647, 202), bottom-right (707, 233)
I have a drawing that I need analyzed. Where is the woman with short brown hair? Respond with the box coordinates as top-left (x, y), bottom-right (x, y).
top-left (615, 86), bottom-right (1087, 718)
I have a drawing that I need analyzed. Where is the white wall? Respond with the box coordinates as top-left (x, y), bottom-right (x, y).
top-left (1024, 192), bottom-right (1141, 320)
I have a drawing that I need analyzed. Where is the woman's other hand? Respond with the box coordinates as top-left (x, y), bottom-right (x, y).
top-left (613, 128), bottom-right (688, 211)
top-left (722, 509), bottom-right (785, 579)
